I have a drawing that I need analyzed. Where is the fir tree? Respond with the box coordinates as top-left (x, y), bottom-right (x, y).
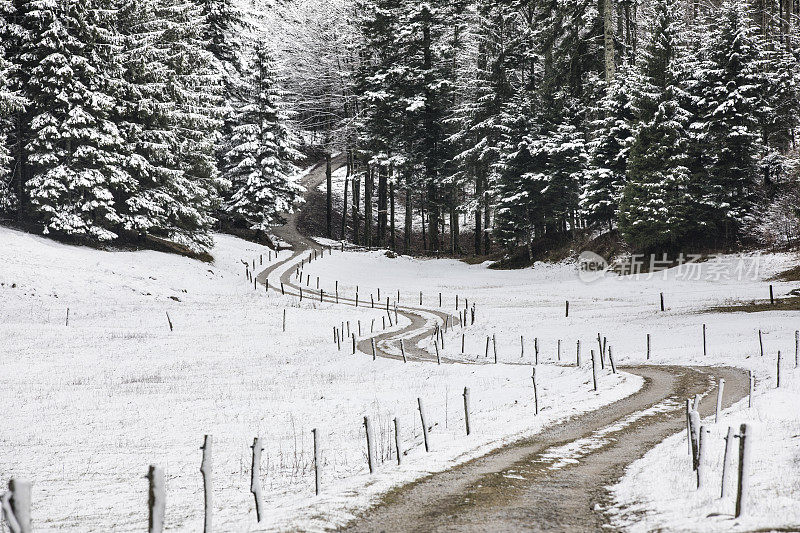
top-left (19, 0), bottom-right (132, 241)
top-left (119, 0), bottom-right (224, 252)
top-left (0, 0), bottom-right (25, 215)
top-left (690, 0), bottom-right (763, 242)
top-left (581, 62), bottom-right (637, 230)
top-left (223, 44), bottom-right (302, 231)
top-left (618, 0), bottom-right (693, 251)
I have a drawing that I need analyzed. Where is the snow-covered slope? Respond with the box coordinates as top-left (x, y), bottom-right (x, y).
top-left (0, 227), bottom-right (639, 532)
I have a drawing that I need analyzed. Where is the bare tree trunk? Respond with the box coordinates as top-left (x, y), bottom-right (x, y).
top-left (482, 186), bottom-right (491, 254)
top-left (604, 0), bottom-right (615, 84)
top-left (421, 199), bottom-right (427, 252)
top-left (390, 180), bottom-right (396, 251)
top-left (352, 175), bottom-right (360, 245)
top-left (365, 167), bottom-right (373, 247)
top-left (341, 174), bottom-right (349, 241)
top-left (450, 181), bottom-right (459, 255)
top-left (475, 171), bottom-right (483, 255)
top-left (377, 168), bottom-right (387, 247)
top-left (325, 152), bottom-right (333, 238)
top-left (427, 181), bottom-right (439, 252)
top-left (404, 185), bottom-right (412, 254)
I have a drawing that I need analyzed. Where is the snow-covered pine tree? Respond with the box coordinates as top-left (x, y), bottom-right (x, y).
top-left (18, 0), bottom-right (132, 241)
top-left (223, 44), bottom-right (302, 231)
top-left (0, 0), bottom-right (25, 215)
top-left (689, 0), bottom-right (763, 243)
top-left (581, 62), bottom-right (638, 230)
top-left (119, 0), bottom-right (224, 252)
top-left (618, 0), bottom-right (693, 251)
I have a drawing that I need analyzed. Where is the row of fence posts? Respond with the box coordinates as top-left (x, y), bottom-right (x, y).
top-left (686, 379), bottom-right (753, 519)
top-left (2, 375), bottom-right (542, 532)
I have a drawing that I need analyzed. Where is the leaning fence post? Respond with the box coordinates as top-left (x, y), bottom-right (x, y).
top-left (394, 417), bottom-right (402, 465)
top-left (608, 346), bottom-right (616, 373)
top-left (200, 436), bottom-right (212, 533)
top-left (463, 387), bottom-right (471, 435)
top-left (364, 417), bottom-right (376, 473)
top-left (312, 428), bottom-right (321, 495)
top-left (758, 329), bottom-right (763, 357)
top-left (735, 423), bottom-right (750, 518)
top-left (250, 438), bottom-right (264, 522)
top-left (686, 399), bottom-right (693, 455)
top-left (166, 312), bottom-right (173, 332)
top-left (2, 479), bottom-right (32, 533)
top-left (689, 410), bottom-right (701, 472)
top-left (715, 378), bottom-right (725, 423)
top-left (400, 339), bottom-right (407, 362)
top-left (697, 426), bottom-right (709, 489)
top-left (148, 465), bottom-right (166, 533)
top-left (720, 426), bottom-right (734, 499)
top-left (418, 398), bottom-right (430, 452)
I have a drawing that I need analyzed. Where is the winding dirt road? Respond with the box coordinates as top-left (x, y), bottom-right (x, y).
top-left (257, 159), bottom-right (750, 531)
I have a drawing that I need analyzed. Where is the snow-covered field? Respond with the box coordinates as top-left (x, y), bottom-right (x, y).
top-left (300, 247), bottom-right (800, 531)
top-left (0, 227), bottom-right (637, 532)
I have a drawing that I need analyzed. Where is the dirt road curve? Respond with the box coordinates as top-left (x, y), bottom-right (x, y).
top-left (257, 156), bottom-right (465, 363)
top-left (341, 366), bottom-right (748, 532)
top-left (258, 159), bottom-right (750, 532)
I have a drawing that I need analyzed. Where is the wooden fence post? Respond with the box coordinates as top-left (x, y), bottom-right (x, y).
top-left (200, 436), bottom-right (212, 533)
top-left (660, 292), bottom-right (664, 311)
top-left (597, 334), bottom-right (604, 369)
top-left (686, 399), bottom-right (693, 455)
top-left (796, 330), bottom-right (799, 368)
top-left (534, 337), bottom-right (539, 365)
top-left (2, 479), bottom-right (32, 533)
top-left (748, 370), bottom-right (754, 407)
top-left (250, 438), bottom-right (264, 522)
top-left (463, 387), bottom-right (471, 435)
top-left (65, 307), bottom-right (69, 326)
top-left (394, 418), bottom-right (402, 465)
top-left (493, 334), bottom-right (497, 363)
top-left (400, 339), bottom-right (406, 362)
top-left (697, 426), bottom-right (709, 489)
top-left (565, 300), bottom-right (569, 317)
top-left (770, 284), bottom-right (774, 305)
top-left (608, 346), bottom-right (616, 374)
top-left (532, 367), bottom-right (539, 415)
top-left (647, 333), bottom-right (651, 360)
top-left (689, 410), bottom-right (701, 472)
top-left (576, 340), bottom-right (581, 366)
top-left (462, 334), bottom-right (465, 354)
top-left (591, 350), bottom-right (598, 391)
top-left (166, 312), bottom-right (173, 332)
top-left (735, 423), bottom-right (750, 518)
top-left (418, 398), bottom-right (430, 452)
top-left (435, 339), bottom-right (441, 365)
top-left (352, 334), bottom-right (356, 355)
top-left (715, 378), bottom-right (725, 423)
top-left (758, 329), bottom-right (763, 357)
top-left (703, 324), bottom-right (707, 356)
top-left (721, 426), bottom-right (734, 499)
top-left (313, 428), bottom-right (321, 495)
top-left (371, 338), bottom-right (376, 360)
top-left (282, 309), bottom-right (286, 332)
top-left (557, 339), bottom-right (561, 361)
top-left (777, 350), bottom-right (782, 388)
top-left (148, 465), bottom-right (166, 533)
top-left (364, 417), bottom-right (376, 473)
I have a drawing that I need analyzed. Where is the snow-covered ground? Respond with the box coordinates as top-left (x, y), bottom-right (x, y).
top-left (0, 227), bottom-right (637, 532)
top-left (300, 247), bottom-right (800, 531)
